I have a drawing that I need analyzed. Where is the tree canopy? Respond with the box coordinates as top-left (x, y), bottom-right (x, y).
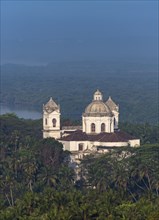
top-left (0, 114), bottom-right (159, 219)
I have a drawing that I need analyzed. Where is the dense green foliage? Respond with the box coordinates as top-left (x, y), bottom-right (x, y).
top-left (0, 114), bottom-right (159, 219)
top-left (120, 122), bottom-right (159, 145)
top-left (1, 61), bottom-right (158, 123)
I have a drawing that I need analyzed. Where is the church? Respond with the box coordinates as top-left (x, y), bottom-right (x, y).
top-left (43, 90), bottom-right (140, 159)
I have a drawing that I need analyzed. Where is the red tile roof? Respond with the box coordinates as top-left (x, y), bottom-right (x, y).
top-left (59, 130), bottom-right (137, 142)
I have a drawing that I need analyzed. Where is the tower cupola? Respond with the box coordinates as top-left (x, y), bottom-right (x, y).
top-left (93, 89), bottom-right (103, 101)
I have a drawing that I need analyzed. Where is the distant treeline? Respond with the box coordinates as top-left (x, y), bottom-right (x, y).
top-left (1, 61), bottom-right (158, 124)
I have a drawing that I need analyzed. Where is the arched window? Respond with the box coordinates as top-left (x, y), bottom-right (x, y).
top-left (114, 118), bottom-right (116, 126)
top-left (78, 143), bottom-right (83, 151)
top-left (91, 123), bottom-right (96, 133)
top-left (101, 123), bottom-right (105, 132)
top-left (45, 118), bottom-right (47, 125)
top-left (52, 118), bottom-right (56, 127)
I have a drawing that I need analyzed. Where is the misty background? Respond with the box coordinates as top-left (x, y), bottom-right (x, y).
top-left (1, 1), bottom-right (158, 65)
top-left (0, 1), bottom-right (158, 123)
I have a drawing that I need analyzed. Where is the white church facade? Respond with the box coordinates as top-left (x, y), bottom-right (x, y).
top-left (43, 90), bottom-right (140, 158)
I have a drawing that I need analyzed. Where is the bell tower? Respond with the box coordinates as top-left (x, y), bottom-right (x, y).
top-left (43, 97), bottom-right (61, 139)
top-left (105, 96), bottom-right (119, 130)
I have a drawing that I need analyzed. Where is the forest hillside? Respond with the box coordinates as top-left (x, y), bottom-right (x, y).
top-left (1, 61), bottom-right (158, 124)
top-left (0, 114), bottom-right (159, 219)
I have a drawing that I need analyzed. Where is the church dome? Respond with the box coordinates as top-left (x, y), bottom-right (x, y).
top-left (84, 101), bottom-right (112, 117)
top-left (83, 90), bottom-right (113, 117)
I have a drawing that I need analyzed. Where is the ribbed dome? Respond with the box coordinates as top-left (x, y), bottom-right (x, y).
top-left (84, 100), bottom-right (112, 117)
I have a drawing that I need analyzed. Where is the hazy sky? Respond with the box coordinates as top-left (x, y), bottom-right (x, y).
top-left (1, 1), bottom-right (158, 65)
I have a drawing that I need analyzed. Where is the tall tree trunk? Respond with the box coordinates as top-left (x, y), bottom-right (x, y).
top-left (10, 187), bottom-right (14, 206)
top-left (5, 194), bottom-right (12, 206)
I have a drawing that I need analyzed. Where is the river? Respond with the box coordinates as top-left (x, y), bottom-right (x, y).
top-left (0, 104), bottom-right (42, 119)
